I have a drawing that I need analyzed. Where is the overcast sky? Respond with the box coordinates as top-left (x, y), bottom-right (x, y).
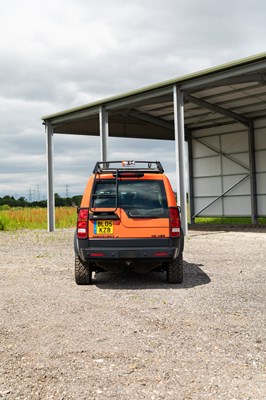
top-left (1, 0), bottom-right (265, 199)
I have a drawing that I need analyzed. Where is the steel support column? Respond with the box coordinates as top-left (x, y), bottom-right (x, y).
top-left (46, 122), bottom-right (55, 232)
top-left (248, 120), bottom-right (258, 224)
top-left (99, 106), bottom-right (108, 161)
top-left (173, 85), bottom-right (188, 235)
top-left (187, 131), bottom-right (195, 225)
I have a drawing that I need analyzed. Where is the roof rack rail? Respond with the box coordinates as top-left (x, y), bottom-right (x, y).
top-left (93, 161), bottom-right (164, 175)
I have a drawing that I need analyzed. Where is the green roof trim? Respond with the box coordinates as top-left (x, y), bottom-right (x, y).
top-left (42, 52), bottom-right (266, 121)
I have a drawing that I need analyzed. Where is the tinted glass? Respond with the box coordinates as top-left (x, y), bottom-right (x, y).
top-left (91, 179), bottom-right (168, 218)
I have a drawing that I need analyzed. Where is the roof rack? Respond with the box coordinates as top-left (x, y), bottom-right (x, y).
top-left (92, 160), bottom-right (164, 175)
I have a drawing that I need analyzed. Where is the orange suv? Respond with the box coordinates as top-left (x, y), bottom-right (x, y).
top-left (74, 161), bottom-right (184, 284)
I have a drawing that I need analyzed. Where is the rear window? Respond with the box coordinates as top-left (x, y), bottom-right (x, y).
top-left (91, 179), bottom-right (168, 218)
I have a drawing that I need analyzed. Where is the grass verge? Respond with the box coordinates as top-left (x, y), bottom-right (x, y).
top-left (194, 217), bottom-right (266, 225)
top-left (1, 207), bottom-right (265, 231)
top-left (0, 207), bottom-right (77, 230)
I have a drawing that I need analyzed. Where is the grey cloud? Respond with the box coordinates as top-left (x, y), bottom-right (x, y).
top-left (0, 0), bottom-right (265, 197)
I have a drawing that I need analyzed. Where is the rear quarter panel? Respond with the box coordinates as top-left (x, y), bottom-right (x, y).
top-left (162, 175), bottom-right (177, 207)
top-left (80, 175), bottom-right (94, 207)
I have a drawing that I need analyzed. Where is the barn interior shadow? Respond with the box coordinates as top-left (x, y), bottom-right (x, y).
top-left (94, 261), bottom-right (210, 290)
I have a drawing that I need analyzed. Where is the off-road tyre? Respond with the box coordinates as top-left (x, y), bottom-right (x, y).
top-left (75, 255), bottom-right (92, 285)
top-left (167, 253), bottom-right (183, 284)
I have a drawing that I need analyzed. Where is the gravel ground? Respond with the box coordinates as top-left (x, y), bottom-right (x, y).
top-left (0, 228), bottom-right (265, 400)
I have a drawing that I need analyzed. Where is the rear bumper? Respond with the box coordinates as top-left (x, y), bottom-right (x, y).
top-left (75, 235), bottom-right (182, 262)
top-left (74, 234), bottom-right (183, 273)
top-left (80, 246), bottom-right (179, 261)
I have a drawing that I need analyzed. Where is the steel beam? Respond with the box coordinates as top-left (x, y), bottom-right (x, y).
top-left (173, 85), bottom-right (188, 235)
top-left (191, 136), bottom-right (251, 219)
top-left (47, 106), bottom-right (100, 126)
top-left (192, 174), bottom-right (250, 218)
top-left (106, 87), bottom-right (172, 111)
top-left (248, 120), bottom-right (258, 224)
top-left (46, 122), bottom-right (55, 232)
top-left (126, 109), bottom-right (174, 131)
top-left (184, 73), bottom-right (266, 94)
top-left (180, 60), bottom-right (266, 92)
top-left (193, 138), bottom-right (250, 171)
top-left (99, 106), bottom-right (108, 161)
top-left (185, 94), bottom-right (249, 126)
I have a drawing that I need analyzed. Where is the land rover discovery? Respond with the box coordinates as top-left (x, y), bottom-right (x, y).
top-left (74, 161), bottom-right (184, 284)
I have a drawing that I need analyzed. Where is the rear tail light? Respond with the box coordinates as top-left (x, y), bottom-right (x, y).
top-left (154, 251), bottom-right (169, 257)
top-left (77, 208), bottom-right (89, 239)
top-left (169, 207), bottom-right (181, 238)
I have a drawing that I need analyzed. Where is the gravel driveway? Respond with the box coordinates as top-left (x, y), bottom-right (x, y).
top-left (1, 228), bottom-right (265, 400)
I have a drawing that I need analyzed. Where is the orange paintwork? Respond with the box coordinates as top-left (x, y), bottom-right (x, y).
top-left (80, 172), bottom-right (177, 239)
top-left (80, 174), bottom-right (94, 208)
top-left (89, 208), bottom-right (169, 238)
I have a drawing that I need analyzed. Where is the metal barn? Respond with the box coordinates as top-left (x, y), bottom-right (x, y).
top-left (42, 53), bottom-right (266, 233)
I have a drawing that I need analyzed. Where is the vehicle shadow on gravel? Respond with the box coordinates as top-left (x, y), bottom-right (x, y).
top-left (94, 261), bottom-right (210, 290)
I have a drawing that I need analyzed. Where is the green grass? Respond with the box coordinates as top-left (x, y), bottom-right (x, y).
top-left (0, 206), bottom-right (265, 231)
top-left (0, 207), bottom-right (77, 230)
top-left (194, 217), bottom-right (266, 225)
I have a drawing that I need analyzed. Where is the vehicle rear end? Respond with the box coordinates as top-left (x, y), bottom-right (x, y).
top-left (74, 161), bottom-right (184, 284)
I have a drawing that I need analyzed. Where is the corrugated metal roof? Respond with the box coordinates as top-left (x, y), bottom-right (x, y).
top-left (42, 52), bottom-right (266, 140)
